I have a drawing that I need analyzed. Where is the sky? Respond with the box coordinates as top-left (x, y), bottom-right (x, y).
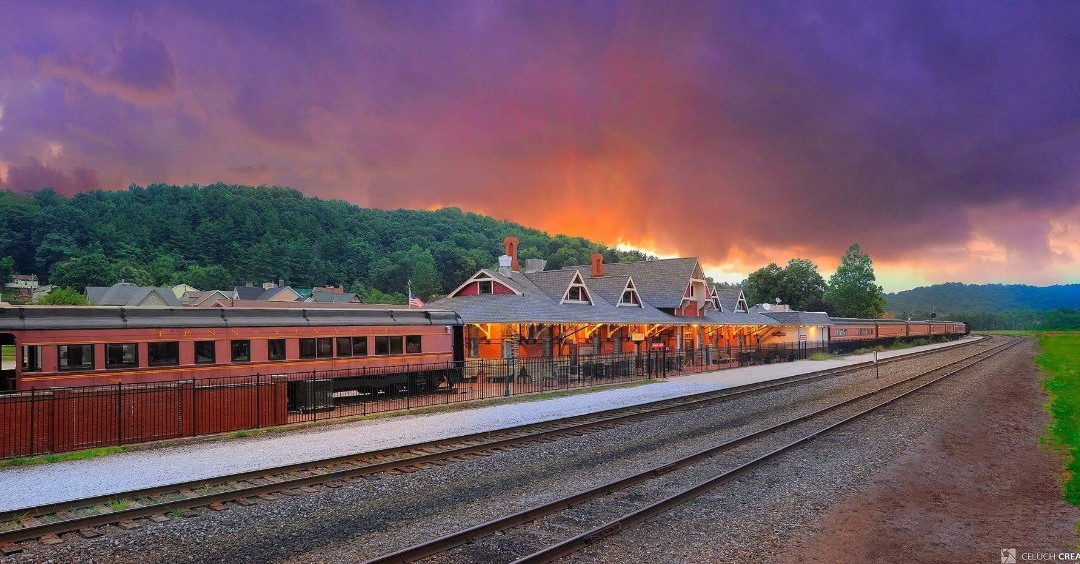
top-left (1, 1), bottom-right (1079, 292)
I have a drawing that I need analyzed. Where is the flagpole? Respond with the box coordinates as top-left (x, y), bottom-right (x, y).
top-left (407, 279), bottom-right (412, 309)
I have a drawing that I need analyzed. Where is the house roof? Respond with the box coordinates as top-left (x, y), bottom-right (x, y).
top-left (233, 286), bottom-right (264, 300)
top-left (703, 310), bottom-right (779, 326)
top-left (257, 286), bottom-right (299, 301)
top-left (311, 290), bottom-right (361, 303)
top-left (86, 284), bottom-right (182, 307)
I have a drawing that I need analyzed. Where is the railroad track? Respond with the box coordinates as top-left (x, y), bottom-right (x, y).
top-left (0, 336), bottom-right (984, 549)
top-left (366, 337), bottom-right (1020, 564)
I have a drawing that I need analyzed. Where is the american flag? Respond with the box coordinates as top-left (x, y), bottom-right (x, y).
top-left (408, 288), bottom-right (425, 308)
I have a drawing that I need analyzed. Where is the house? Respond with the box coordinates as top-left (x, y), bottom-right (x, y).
top-left (181, 289), bottom-right (235, 307)
top-left (171, 284), bottom-right (199, 299)
top-left (86, 283), bottom-right (183, 307)
top-left (309, 286), bottom-right (362, 304)
top-left (232, 283), bottom-right (301, 302)
top-left (5, 274), bottom-right (39, 300)
top-left (31, 285), bottom-right (54, 301)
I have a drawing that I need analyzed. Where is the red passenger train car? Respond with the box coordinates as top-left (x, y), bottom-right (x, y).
top-left (828, 317), bottom-right (968, 346)
top-left (0, 306), bottom-right (464, 392)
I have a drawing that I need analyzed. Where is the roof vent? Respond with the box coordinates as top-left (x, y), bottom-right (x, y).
top-left (498, 254), bottom-right (513, 275)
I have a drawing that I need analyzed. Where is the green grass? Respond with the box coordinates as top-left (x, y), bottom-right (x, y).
top-left (1037, 332), bottom-right (1080, 508)
top-left (108, 499), bottom-right (131, 511)
top-left (809, 352), bottom-right (840, 361)
top-left (0, 446), bottom-right (128, 469)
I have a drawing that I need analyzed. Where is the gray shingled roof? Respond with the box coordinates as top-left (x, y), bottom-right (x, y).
top-left (761, 311), bottom-right (833, 325)
top-left (553, 258), bottom-right (699, 309)
top-left (233, 286), bottom-right (264, 300)
top-left (714, 288), bottom-right (745, 312)
top-left (311, 291), bottom-right (361, 303)
top-left (86, 284), bottom-right (182, 307)
top-left (703, 310), bottom-right (779, 326)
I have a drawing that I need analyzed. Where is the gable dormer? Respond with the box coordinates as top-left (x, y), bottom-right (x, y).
top-left (617, 277), bottom-right (642, 307)
top-left (561, 271), bottom-right (593, 305)
top-left (708, 285), bottom-right (723, 311)
top-left (449, 270), bottom-right (520, 297)
top-left (734, 289), bottom-right (749, 312)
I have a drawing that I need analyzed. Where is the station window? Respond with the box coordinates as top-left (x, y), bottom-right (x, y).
top-left (58, 344), bottom-right (94, 371)
top-left (478, 280), bottom-right (493, 295)
top-left (22, 345), bottom-right (41, 372)
top-left (231, 340), bottom-right (251, 362)
top-left (405, 335), bottom-right (422, 354)
top-left (267, 339), bottom-right (286, 361)
top-left (148, 342), bottom-right (180, 366)
top-left (105, 343), bottom-right (138, 369)
top-left (195, 341), bottom-right (216, 364)
top-left (567, 286), bottom-right (583, 301)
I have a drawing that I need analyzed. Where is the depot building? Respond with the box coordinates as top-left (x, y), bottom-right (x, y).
top-left (432, 237), bottom-right (831, 360)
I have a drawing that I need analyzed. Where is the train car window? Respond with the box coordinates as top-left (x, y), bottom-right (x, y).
top-left (195, 341), bottom-right (216, 364)
top-left (405, 335), bottom-right (422, 354)
top-left (105, 343), bottom-right (138, 368)
top-left (22, 345), bottom-right (42, 372)
top-left (389, 336), bottom-right (404, 355)
top-left (148, 342), bottom-right (180, 366)
top-left (58, 344), bottom-right (94, 371)
top-left (317, 338), bottom-right (333, 358)
top-left (231, 340), bottom-right (251, 362)
top-left (374, 336), bottom-right (390, 355)
top-left (352, 337), bottom-right (368, 356)
top-left (267, 339), bottom-right (286, 361)
top-left (336, 337), bottom-right (353, 357)
top-left (299, 338), bottom-right (317, 359)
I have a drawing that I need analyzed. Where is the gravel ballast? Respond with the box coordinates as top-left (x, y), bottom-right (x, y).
top-left (3, 337), bottom-right (990, 563)
top-left (0, 337), bottom-right (977, 512)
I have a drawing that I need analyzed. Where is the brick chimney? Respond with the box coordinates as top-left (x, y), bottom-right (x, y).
top-left (591, 253), bottom-right (604, 277)
top-left (503, 236), bottom-right (520, 272)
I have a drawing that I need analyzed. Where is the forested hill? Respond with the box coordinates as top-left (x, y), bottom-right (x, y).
top-left (0, 184), bottom-right (650, 302)
top-left (886, 282), bottom-right (1080, 313)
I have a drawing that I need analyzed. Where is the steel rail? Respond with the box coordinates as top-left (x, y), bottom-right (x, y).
top-left (364, 337), bottom-right (1016, 564)
top-left (513, 338), bottom-right (1020, 564)
top-left (0, 336), bottom-right (983, 545)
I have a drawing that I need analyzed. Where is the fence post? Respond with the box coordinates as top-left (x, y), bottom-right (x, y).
top-left (256, 373), bottom-right (261, 429)
top-left (116, 382), bottom-right (123, 446)
top-left (311, 370), bottom-right (317, 421)
top-left (191, 377), bottom-right (197, 436)
top-left (29, 388), bottom-right (36, 457)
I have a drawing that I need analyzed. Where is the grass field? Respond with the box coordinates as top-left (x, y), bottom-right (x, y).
top-left (1036, 332), bottom-right (1080, 508)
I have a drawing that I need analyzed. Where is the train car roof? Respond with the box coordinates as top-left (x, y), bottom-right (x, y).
top-left (0, 306), bottom-right (462, 331)
top-left (829, 317), bottom-right (960, 324)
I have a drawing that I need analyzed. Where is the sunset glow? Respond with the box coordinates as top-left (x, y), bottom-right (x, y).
top-left (2, 2), bottom-right (1080, 291)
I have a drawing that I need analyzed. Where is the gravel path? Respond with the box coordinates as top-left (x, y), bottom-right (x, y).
top-left (0, 336), bottom-right (977, 512)
top-left (2, 338), bottom-right (987, 563)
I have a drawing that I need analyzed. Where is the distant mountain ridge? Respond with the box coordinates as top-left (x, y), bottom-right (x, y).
top-left (886, 282), bottom-right (1080, 313)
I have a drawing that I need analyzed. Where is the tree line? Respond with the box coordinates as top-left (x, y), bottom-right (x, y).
top-left (0, 184), bottom-right (651, 303)
top-left (741, 244), bottom-right (887, 319)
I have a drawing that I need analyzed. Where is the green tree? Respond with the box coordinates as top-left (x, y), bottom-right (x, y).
top-left (48, 253), bottom-right (117, 291)
top-left (824, 244), bottom-right (886, 318)
top-left (174, 264), bottom-right (234, 290)
top-left (779, 258), bottom-right (826, 311)
top-left (742, 263), bottom-right (783, 305)
top-left (33, 287), bottom-right (91, 305)
top-left (0, 255), bottom-right (14, 283)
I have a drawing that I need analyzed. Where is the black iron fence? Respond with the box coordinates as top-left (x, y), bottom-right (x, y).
top-left (0, 339), bottom-right (869, 459)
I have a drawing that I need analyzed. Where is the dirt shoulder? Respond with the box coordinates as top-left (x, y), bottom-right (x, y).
top-left (775, 339), bottom-right (1079, 563)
